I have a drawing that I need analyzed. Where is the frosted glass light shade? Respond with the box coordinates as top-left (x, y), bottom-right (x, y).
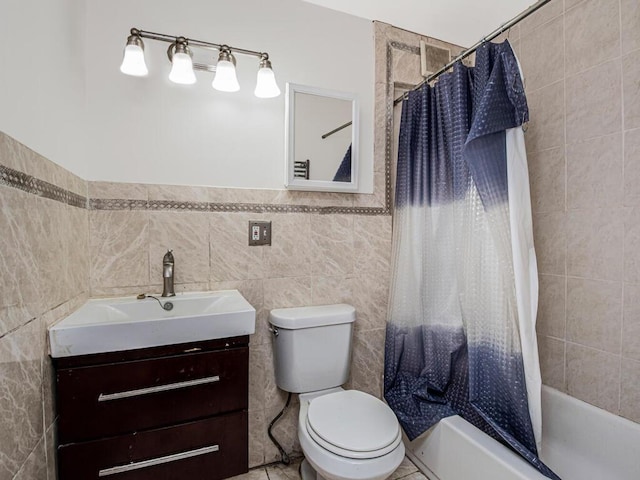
top-left (254, 67), bottom-right (280, 98)
top-left (120, 44), bottom-right (148, 77)
top-left (169, 52), bottom-right (196, 85)
top-left (212, 60), bottom-right (240, 92)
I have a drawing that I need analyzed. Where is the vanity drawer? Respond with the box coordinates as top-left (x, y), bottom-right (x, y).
top-left (56, 346), bottom-right (248, 444)
top-left (58, 410), bottom-right (248, 480)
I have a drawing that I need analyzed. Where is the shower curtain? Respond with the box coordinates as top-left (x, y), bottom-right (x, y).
top-left (384, 41), bottom-right (559, 479)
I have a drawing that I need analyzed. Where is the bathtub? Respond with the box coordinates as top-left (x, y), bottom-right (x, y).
top-left (404, 386), bottom-right (640, 480)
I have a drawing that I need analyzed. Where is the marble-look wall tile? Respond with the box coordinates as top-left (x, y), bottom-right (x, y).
top-left (311, 275), bottom-right (355, 306)
top-left (623, 283), bottom-right (640, 362)
top-left (350, 328), bottom-right (385, 399)
top-left (89, 210), bottom-right (149, 291)
top-left (623, 208), bottom-right (640, 283)
top-left (147, 184), bottom-right (209, 203)
top-left (310, 215), bottom-right (354, 276)
top-left (249, 343), bottom-right (268, 413)
top-left (149, 211), bottom-right (209, 285)
top-left (208, 188), bottom-right (272, 205)
top-left (620, 359), bottom-right (640, 423)
top-left (565, 0), bottom-right (586, 11)
top-left (210, 213), bottom-right (264, 282)
top-left (566, 133), bottom-right (623, 209)
top-left (566, 278), bottom-right (622, 353)
top-left (37, 199), bottom-right (68, 309)
top-left (0, 132), bottom-right (28, 173)
top-left (566, 343), bottom-right (620, 413)
top-left (537, 274), bottom-right (565, 339)
top-left (248, 408), bottom-right (265, 468)
top-left (373, 82), bottom-right (388, 171)
top-left (45, 424), bottom-right (56, 480)
top-left (527, 147), bottom-right (565, 214)
top-left (263, 214), bottom-right (311, 278)
top-left (13, 436), bottom-right (47, 480)
top-left (525, 81), bottom-right (565, 152)
top-left (564, 0), bottom-right (620, 76)
top-left (624, 129), bottom-right (640, 206)
top-left (537, 335), bottom-right (565, 391)
top-left (532, 211), bottom-right (566, 275)
top-left (66, 205), bottom-right (90, 296)
top-left (352, 274), bottom-right (390, 332)
top-left (520, 0), bottom-right (564, 35)
top-left (0, 187), bottom-right (43, 336)
top-left (520, 16), bottom-right (564, 92)
top-left (565, 59), bottom-right (622, 144)
top-left (622, 50), bottom-right (640, 131)
top-left (88, 181), bottom-right (148, 201)
top-left (566, 208), bottom-right (623, 281)
top-left (0, 318), bottom-right (44, 480)
top-left (269, 190), bottom-right (354, 208)
top-left (353, 215), bottom-right (392, 275)
top-left (621, 0), bottom-right (640, 55)
top-left (263, 277), bottom-right (312, 311)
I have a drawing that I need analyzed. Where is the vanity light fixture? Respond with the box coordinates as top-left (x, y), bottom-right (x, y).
top-left (119, 30), bottom-right (148, 77)
top-left (211, 46), bottom-right (240, 92)
top-left (168, 38), bottom-right (196, 85)
top-left (254, 54), bottom-right (281, 98)
top-left (119, 28), bottom-right (280, 98)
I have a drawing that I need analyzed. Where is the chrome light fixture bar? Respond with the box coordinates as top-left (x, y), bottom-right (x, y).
top-left (120, 28), bottom-right (280, 98)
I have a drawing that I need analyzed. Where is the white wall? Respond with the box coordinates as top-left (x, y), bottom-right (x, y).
top-left (0, 0), bottom-right (87, 178)
top-left (84, 0), bottom-right (374, 191)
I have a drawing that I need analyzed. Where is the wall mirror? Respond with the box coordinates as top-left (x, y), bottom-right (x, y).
top-left (285, 83), bottom-right (359, 192)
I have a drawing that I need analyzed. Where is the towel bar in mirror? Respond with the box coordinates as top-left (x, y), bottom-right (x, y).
top-left (284, 83), bottom-right (359, 192)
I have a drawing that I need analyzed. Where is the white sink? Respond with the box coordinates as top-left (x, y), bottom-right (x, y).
top-left (49, 290), bottom-right (256, 358)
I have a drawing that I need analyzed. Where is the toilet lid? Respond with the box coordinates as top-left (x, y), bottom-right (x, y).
top-left (306, 390), bottom-right (401, 457)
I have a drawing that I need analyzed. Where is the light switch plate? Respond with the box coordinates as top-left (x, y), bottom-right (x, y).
top-left (248, 221), bottom-right (271, 246)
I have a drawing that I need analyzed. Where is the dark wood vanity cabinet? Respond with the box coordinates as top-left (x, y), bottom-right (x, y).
top-left (53, 336), bottom-right (249, 480)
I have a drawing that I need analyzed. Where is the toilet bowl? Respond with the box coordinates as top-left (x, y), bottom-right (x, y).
top-left (269, 304), bottom-right (405, 480)
top-left (298, 388), bottom-right (405, 480)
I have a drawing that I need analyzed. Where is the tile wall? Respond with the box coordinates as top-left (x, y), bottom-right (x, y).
top-left (0, 132), bottom-right (89, 480)
top-left (519, 0), bottom-right (640, 421)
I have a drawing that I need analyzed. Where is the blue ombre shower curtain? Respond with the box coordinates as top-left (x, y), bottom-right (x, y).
top-left (384, 41), bottom-right (559, 479)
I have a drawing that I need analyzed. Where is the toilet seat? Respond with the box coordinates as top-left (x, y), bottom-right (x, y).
top-left (305, 390), bottom-right (402, 459)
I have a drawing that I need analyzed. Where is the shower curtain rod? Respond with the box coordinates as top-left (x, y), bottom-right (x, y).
top-left (393, 0), bottom-right (552, 106)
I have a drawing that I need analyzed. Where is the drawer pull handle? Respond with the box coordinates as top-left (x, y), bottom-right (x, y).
top-left (98, 444), bottom-right (219, 477)
top-left (97, 375), bottom-right (220, 402)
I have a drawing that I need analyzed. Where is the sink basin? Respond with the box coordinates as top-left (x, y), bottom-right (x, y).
top-left (49, 290), bottom-right (256, 358)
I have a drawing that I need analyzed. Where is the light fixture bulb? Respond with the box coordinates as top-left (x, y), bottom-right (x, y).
top-left (212, 49), bottom-right (240, 92)
top-left (169, 51), bottom-right (197, 85)
top-left (120, 34), bottom-right (148, 77)
top-left (254, 57), bottom-right (280, 98)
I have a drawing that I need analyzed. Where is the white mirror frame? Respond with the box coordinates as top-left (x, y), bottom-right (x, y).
top-left (284, 83), bottom-right (359, 193)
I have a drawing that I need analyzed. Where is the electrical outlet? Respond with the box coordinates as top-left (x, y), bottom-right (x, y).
top-left (248, 221), bottom-right (271, 246)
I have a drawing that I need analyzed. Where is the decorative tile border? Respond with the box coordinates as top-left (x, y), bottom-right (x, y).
top-left (90, 197), bottom-right (386, 215)
top-left (0, 164), bottom-right (87, 208)
top-left (0, 161), bottom-right (389, 215)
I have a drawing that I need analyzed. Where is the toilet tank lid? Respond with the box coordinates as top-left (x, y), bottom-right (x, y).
top-left (269, 304), bottom-right (355, 329)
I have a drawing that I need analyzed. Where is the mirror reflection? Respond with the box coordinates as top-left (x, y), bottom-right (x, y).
top-left (285, 83), bottom-right (359, 193)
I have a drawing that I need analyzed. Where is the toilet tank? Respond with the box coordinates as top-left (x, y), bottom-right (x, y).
top-left (269, 304), bottom-right (356, 393)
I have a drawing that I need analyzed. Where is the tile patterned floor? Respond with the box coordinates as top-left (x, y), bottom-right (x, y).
top-left (229, 456), bottom-right (428, 480)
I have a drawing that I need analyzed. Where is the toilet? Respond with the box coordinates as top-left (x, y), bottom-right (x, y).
top-left (269, 304), bottom-right (405, 480)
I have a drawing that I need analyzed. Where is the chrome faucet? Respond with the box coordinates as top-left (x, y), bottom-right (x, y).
top-left (162, 250), bottom-right (175, 297)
